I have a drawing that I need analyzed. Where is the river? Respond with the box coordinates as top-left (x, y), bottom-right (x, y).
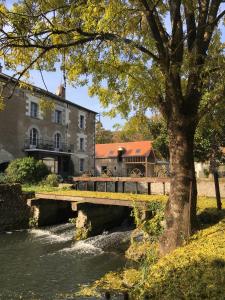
top-left (0, 223), bottom-right (131, 300)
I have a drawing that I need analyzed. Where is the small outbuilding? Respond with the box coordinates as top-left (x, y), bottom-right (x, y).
top-left (95, 141), bottom-right (160, 177)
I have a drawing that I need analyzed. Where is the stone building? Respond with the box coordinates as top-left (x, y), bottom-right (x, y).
top-left (0, 73), bottom-right (97, 177)
top-left (95, 141), bottom-right (159, 177)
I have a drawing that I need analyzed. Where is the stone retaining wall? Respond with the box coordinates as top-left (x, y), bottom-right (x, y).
top-left (0, 184), bottom-right (32, 232)
top-left (78, 179), bottom-right (225, 198)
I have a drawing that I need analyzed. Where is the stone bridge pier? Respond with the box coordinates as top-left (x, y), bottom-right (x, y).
top-left (28, 199), bottom-right (133, 238)
top-left (74, 203), bottom-right (131, 239)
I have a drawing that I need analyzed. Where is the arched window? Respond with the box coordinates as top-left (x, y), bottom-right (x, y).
top-left (54, 133), bottom-right (61, 149)
top-left (30, 128), bottom-right (38, 146)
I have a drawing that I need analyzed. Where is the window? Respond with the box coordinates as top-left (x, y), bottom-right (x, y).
top-left (80, 115), bottom-right (84, 129)
top-left (30, 102), bottom-right (38, 118)
top-left (54, 133), bottom-right (61, 149)
top-left (80, 158), bottom-right (84, 172)
top-left (80, 137), bottom-right (84, 151)
top-left (101, 166), bottom-right (108, 174)
top-left (30, 128), bottom-right (38, 146)
top-left (55, 110), bottom-right (62, 124)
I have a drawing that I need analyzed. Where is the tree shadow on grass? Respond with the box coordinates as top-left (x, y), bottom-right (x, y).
top-left (142, 257), bottom-right (225, 300)
top-left (197, 208), bottom-right (225, 229)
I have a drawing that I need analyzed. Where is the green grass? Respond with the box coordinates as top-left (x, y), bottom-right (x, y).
top-left (22, 184), bottom-right (168, 202)
top-left (22, 184), bottom-right (223, 210)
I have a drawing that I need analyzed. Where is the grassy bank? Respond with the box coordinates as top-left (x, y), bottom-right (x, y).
top-left (78, 213), bottom-right (225, 299)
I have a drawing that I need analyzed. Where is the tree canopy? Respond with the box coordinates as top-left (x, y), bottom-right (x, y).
top-left (0, 1), bottom-right (224, 118)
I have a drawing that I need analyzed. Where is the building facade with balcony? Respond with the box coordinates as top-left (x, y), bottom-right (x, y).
top-left (0, 73), bottom-right (97, 177)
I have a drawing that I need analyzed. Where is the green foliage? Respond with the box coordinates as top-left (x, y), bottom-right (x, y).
top-left (194, 101), bottom-right (225, 164)
top-left (68, 217), bottom-right (77, 225)
top-left (95, 121), bottom-right (113, 144)
top-left (113, 114), bottom-right (169, 159)
top-left (136, 218), bottom-right (225, 300)
top-left (6, 157), bottom-right (49, 184)
top-left (43, 173), bottom-right (60, 187)
top-left (132, 201), bottom-right (165, 240)
top-left (75, 223), bottom-right (92, 240)
top-left (0, 1), bottom-right (224, 121)
top-left (0, 172), bottom-right (8, 184)
top-left (29, 217), bottom-right (38, 228)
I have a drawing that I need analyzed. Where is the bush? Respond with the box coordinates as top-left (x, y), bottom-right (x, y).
top-left (0, 172), bottom-right (7, 184)
top-left (43, 173), bottom-right (60, 187)
top-left (6, 157), bottom-right (49, 184)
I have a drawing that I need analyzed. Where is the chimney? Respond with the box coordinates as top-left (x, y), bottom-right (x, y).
top-left (56, 84), bottom-right (65, 98)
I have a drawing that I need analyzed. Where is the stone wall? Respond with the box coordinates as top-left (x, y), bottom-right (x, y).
top-left (78, 179), bottom-right (225, 198)
top-left (0, 184), bottom-right (32, 232)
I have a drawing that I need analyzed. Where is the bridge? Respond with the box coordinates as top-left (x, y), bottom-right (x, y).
top-left (27, 177), bottom-right (169, 239)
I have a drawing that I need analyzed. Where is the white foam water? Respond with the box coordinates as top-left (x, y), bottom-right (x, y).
top-left (60, 229), bottom-right (132, 255)
top-left (61, 240), bottom-right (103, 255)
top-left (30, 223), bottom-right (76, 243)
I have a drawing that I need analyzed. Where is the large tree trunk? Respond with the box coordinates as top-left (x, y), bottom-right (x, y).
top-left (159, 120), bottom-right (197, 255)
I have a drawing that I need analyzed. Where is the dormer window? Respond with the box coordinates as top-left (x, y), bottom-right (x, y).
top-left (118, 147), bottom-right (125, 162)
top-left (55, 110), bottom-right (62, 124)
top-left (30, 102), bottom-right (38, 118)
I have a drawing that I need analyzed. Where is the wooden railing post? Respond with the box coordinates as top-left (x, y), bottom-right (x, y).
top-left (148, 182), bottom-right (151, 195)
top-left (115, 181), bottom-right (118, 193)
top-left (93, 181), bottom-right (97, 191)
top-left (122, 181), bottom-right (125, 193)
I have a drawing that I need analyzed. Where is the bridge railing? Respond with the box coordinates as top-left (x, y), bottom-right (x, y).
top-left (71, 176), bottom-right (170, 195)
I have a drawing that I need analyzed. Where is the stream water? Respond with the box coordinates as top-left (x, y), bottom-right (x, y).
top-left (0, 223), bottom-right (132, 300)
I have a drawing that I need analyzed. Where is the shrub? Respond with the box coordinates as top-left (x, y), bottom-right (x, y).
top-left (44, 173), bottom-right (60, 187)
top-left (6, 157), bottom-right (49, 184)
top-left (0, 172), bottom-right (8, 183)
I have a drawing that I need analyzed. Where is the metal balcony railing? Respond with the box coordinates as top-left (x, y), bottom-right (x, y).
top-left (24, 138), bottom-right (74, 153)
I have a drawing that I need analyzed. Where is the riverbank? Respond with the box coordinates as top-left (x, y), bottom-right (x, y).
top-left (78, 199), bottom-right (225, 299)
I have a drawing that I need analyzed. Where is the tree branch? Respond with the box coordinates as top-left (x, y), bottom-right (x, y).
top-left (139, 0), bottom-right (169, 65)
top-left (1, 30), bottom-right (159, 61)
top-left (184, 2), bottom-right (197, 51)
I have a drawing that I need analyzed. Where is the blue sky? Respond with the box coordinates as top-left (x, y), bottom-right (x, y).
top-left (3, 1), bottom-right (225, 130)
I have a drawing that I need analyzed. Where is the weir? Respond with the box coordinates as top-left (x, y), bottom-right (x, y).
top-left (27, 192), bottom-right (148, 238)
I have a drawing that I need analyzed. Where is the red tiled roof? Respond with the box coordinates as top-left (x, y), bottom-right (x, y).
top-left (95, 141), bottom-right (153, 158)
